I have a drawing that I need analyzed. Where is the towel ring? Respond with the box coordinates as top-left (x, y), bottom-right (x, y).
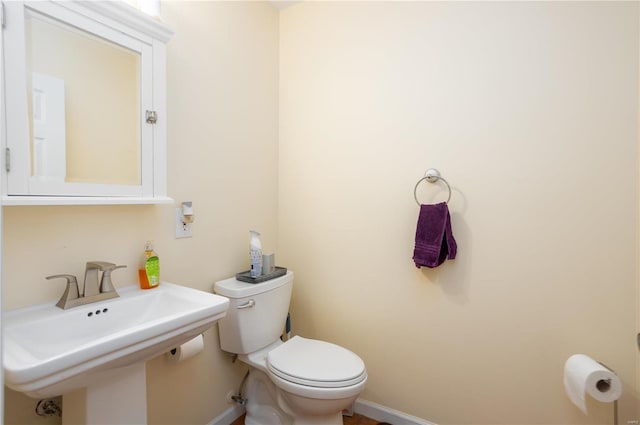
top-left (414, 169), bottom-right (452, 205)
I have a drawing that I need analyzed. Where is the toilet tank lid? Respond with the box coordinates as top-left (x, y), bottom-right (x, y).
top-left (214, 271), bottom-right (294, 298)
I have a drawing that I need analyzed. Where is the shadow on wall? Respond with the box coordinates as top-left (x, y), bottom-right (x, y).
top-left (418, 212), bottom-right (471, 306)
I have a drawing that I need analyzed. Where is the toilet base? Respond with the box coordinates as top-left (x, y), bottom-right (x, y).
top-left (243, 367), bottom-right (346, 425)
top-left (244, 367), bottom-right (292, 425)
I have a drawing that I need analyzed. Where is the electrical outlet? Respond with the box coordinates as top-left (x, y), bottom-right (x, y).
top-left (175, 208), bottom-right (193, 238)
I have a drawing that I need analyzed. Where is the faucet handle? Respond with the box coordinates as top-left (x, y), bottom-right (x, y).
top-left (46, 274), bottom-right (80, 309)
top-left (100, 265), bottom-right (126, 294)
top-left (83, 262), bottom-right (115, 297)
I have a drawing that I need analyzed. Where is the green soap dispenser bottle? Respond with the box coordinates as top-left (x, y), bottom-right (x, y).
top-left (138, 241), bottom-right (160, 290)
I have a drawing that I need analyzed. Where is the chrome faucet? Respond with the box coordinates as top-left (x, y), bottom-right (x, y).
top-left (47, 261), bottom-right (126, 309)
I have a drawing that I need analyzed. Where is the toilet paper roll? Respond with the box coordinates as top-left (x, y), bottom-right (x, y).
top-left (166, 334), bottom-right (204, 363)
top-left (563, 354), bottom-right (622, 414)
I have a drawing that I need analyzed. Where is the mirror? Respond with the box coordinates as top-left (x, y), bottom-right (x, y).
top-left (26, 10), bottom-right (141, 186)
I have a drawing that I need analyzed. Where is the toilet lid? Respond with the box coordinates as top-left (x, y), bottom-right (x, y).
top-left (267, 336), bottom-right (366, 388)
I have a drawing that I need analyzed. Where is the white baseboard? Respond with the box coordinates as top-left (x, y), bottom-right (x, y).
top-left (208, 404), bottom-right (245, 425)
top-left (207, 398), bottom-right (434, 425)
top-left (354, 399), bottom-right (436, 425)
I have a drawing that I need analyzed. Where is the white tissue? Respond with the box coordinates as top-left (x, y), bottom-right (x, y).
top-left (563, 354), bottom-right (622, 414)
top-left (166, 334), bottom-right (204, 363)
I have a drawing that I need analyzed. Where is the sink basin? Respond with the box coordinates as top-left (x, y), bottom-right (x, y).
top-left (4, 282), bottom-right (229, 398)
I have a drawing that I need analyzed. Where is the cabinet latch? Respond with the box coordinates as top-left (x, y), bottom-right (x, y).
top-left (145, 110), bottom-right (157, 124)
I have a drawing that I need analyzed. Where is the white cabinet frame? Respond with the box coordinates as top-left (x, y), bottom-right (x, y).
top-left (1, 1), bottom-right (173, 205)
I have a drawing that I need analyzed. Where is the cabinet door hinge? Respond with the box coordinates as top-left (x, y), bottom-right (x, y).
top-left (5, 147), bottom-right (10, 172)
top-left (145, 110), bottom-right (157, 124)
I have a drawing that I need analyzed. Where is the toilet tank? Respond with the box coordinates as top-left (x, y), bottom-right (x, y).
top-left (214, 271), bottom-right (293, 354)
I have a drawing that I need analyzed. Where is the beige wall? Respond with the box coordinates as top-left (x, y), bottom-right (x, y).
top-left (3, 1), bottom-right (279, 423)
top-left (4, 1), bottom-right (640, 425)
top-left (278, 2), bottom-right (639, 425)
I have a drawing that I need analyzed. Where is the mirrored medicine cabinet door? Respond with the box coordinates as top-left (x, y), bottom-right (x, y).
top-left (2, 1), bottom-right (173, 204)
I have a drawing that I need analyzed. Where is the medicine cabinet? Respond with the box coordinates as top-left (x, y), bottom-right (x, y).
top-left (1, 1), bottom-right (174, 205)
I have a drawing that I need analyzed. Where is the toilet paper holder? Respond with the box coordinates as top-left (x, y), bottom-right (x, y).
top-left (595, 361), bottom-right (618, 425)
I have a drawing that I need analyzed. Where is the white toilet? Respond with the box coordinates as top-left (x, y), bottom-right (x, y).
top-left (214, 271), bottom-right (367, 425)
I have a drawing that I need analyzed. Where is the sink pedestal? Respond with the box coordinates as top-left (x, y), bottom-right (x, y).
top-left (63, 363), bottom-right (147, 425)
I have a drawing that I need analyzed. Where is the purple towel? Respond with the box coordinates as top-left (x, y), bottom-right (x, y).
top-left (413, 202), bottom-right (457, 268)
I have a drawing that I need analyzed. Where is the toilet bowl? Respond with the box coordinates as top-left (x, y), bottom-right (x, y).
top-left (214, 271), bottom-right (367, 425)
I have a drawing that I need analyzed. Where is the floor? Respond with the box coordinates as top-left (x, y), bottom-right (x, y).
top-left (230, 413), bottom-right (387, 425)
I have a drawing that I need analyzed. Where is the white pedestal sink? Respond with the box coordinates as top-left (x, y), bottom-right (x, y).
top-left (3, 282), bottom-right (229, 424)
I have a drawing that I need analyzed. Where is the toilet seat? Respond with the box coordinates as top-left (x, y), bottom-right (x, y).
top-left (267, 336), bottom-right (366, 388)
